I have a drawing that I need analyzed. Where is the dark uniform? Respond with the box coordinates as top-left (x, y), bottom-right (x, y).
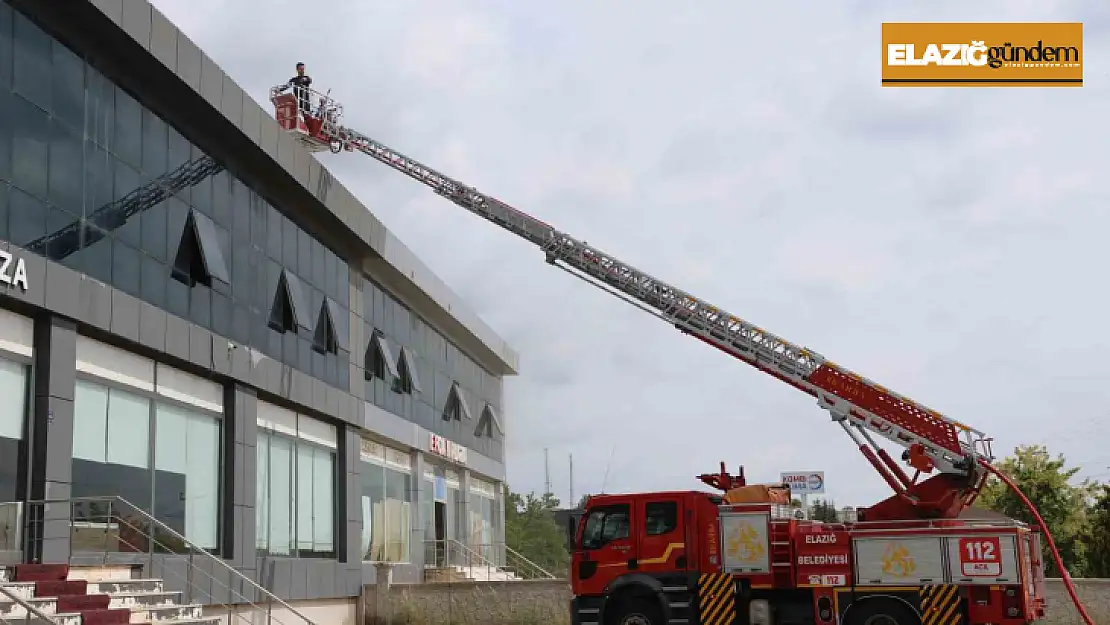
top-left (288, 63), bottom-right (312, 117)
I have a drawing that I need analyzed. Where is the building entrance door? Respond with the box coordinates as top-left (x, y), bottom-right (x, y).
top-left (434, 501), bottom-right (447, 566)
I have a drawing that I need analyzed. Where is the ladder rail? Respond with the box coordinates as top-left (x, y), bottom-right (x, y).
top-left (336, 124), bottom-right (987, 475)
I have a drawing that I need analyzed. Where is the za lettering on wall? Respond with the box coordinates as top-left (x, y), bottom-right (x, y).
top-left (0, 250), bottom-right (28, 292)
top-left (881, 22), bottom-right (1083, 87)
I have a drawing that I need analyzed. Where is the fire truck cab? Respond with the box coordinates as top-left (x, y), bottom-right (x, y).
top-left (569, 489), bottom-right (1046, 625)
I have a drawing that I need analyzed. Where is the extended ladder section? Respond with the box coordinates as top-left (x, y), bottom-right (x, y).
top-left (328, 124), bottom-right (990, 480)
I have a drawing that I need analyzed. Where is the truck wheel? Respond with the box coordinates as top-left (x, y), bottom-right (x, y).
top-left (845, 598), bottom-right (921, 625)
top-left (607, 598), bottom-right (663, 625)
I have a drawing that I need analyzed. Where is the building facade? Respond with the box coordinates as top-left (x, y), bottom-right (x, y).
top-left (0, 0), bottom-right (519, 605)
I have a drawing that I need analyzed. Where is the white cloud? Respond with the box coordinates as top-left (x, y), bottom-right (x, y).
top-left (154, 0), bottom-right (1110, 507)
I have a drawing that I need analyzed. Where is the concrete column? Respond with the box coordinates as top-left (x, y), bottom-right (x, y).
top-left (494, 479), bottom-right (506, 567)
top-left (459, 469), bottom-right (472, 551)
top-left (347, 265), bottom-right (365, 401)
top-left (373, 562), bottom-right (394, 624)
top-left (223, 386), bottom-right (257, 581)
top-left (342, 425), bottom-right (363, 569)
top-left (409, 450), bottom-right (427, 569)
top-left (26, 315), bottom-right (77, 564)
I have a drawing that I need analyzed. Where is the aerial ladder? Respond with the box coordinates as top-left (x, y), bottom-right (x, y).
top-left (270, 84), bottom-right (1091, 622)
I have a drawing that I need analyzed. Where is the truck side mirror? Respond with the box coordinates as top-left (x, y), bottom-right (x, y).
top-left (566, 514), bottom-right (578, 551)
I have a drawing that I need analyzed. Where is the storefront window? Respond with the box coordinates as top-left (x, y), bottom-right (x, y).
top-left (0, 357), bottom-right (28, 553)
top-left (153, 403), bottom-right (220, 550)
top-left (71, 375), bottom-right (222, 551)
top-left (469, 477), bottom-right (498, 563)
top-left (255, 402), bottom-right (336, 558)
top-left (359, 440), bottom-right (411, 563)
top-left (0, 358), bottom-right (28, 502)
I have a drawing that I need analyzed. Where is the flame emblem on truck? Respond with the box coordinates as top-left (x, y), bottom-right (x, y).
top-left (880, 542), bottom-right (917, 578)
top-left (726, 521), bottom-right (766, 562)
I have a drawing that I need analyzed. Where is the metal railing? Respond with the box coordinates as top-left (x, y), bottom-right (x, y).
top-left (421, 540), bottom-right (557, 580)
top-left (503, 544), bottom-right (557, 580)
top-left (0, 583), bottom-right (61, 625)
top-left (18, 497), bottom-right (318, 625)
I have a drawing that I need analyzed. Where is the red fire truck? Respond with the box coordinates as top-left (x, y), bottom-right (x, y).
top-left (567, 467), bottom-right (1046, 625)
top-left (269, 82), bottom-right (1094, 625)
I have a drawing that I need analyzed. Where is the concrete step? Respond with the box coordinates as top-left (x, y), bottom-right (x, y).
top-left (0, 582), bottom-right (37, 600)
top-left (134, 618), bottom-right (221, 625)
top-left (73, 607), bottom-right (132, 625)
top-left (0, 596), bottom-right (58, 618)
top-left (10, 564), bottom-right (70, 583)
top-left (11, 612), bottom-right (84, 625)
top-left (88, 580), bottom-right (164, 595)
top-left (128, 603), bottom-right (204, 623)
top-left (106, 591), bottom-right (183, 610)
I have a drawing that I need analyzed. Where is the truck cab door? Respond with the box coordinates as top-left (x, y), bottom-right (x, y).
top-left (574, 502), bottom-right (637, 595)
top-left (636, 497), bottom-right (687, 574)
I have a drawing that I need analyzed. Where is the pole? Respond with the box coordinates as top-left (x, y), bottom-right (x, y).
top-left (544, 448), bottom-right (551, 496)
top-left (569, 453), bottom-right (574, 508)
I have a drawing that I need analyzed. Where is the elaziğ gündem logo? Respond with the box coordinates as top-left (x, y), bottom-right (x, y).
top-left (881, 22), bottom-right (1083, 87)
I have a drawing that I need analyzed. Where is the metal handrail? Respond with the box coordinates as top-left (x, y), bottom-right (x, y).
top-left (503, 544), bottom-right (557, 579)
top-left (0, 583), bottom-right (60, 624)
top-left (423, 540), bottom-right (558, 580)
top-left (23, 496), bottom-right (317, 625)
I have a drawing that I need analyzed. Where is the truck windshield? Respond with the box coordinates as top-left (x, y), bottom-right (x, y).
top-left (580, 504), bottom-right (629, 549)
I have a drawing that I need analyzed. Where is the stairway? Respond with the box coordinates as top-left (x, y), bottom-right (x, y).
top-left (0, 564), bottom-right (218, 625)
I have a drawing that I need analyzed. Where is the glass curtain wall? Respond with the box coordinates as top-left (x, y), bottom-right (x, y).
top-left (359, 439), bottom-right (412, 563)
top-left (255, 402), bottom-right (336, 558)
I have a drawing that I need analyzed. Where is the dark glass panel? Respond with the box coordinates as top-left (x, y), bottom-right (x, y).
top-left (140, 253), bottom-right (167, 309)
top-left (48, 121), bottom-right (83, 214)
top-left (10, 93), bottom-right (48, 200)
top-left (11, 12), bottom-right (50, 111)
top-left (112, 238), bottom-right (141, 297)
top-left (51, 39), bottom-right (84, 130)
top-left (113, 86), bottom-right (142, 167)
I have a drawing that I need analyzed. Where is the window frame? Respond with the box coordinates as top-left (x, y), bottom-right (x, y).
top-left (0, 351), bottom-right (32, 506)
top-left (644, 501), bottom-right (679, 536)
top-left (580, 504), bottom-right (630, 550)
top-left (358, 441), bottom-right (413, 564)
top-left (255, 407), bottom-right (338, 559)
top-left (71, 370), bottom-right (225, 554)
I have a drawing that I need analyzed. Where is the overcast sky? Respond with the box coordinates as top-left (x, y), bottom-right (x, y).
top-left (152, 0), bottom-right (1110, 507)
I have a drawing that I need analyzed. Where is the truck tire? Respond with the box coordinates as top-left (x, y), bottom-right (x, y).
top-left (845, 598), bottom-right (921, 625)
top-left (606, 597), bottom-right (663, 625)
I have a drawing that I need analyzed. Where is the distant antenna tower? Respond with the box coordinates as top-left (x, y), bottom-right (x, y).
top-left (569, 453), bottom-right (575, 507)
top-left (600, 444), bottom-right (616, 494)
top-left (544, 448), bottom-right (552, 495)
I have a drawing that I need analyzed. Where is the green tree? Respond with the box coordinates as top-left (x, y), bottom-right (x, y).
top-left (1084, 484), bottom-right (1110, 577)
top-left (809, 498), bottom-right (840, 522)
top-left (504, 486), bottom-right (571, 576)
top-left (978, 445), bottom-right (1095, 576)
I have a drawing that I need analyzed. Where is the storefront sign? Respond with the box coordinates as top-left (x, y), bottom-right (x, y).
top-left (429, 433), bottom-right (467, 465)
top-left (0, 250), bottom-right (28, 291)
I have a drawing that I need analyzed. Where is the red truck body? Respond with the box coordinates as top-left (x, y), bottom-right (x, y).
top-left (569, 490), bottom-right (1046, 625)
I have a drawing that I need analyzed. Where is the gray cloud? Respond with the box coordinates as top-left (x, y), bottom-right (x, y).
top-left (155, 0), bottom-right (1110, 508)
